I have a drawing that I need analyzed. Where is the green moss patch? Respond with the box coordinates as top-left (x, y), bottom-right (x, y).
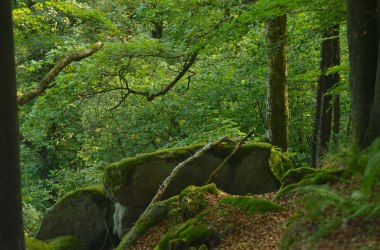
top-left (274, 168), bottom-right (345, 201)
top-left (54, 186), bottom-right (104, 207)
top-left (169, 184), bottom-right (220, 226)
top-left (26, 237), bottom-right (51, 250)
top-left (281, 167), bottom-right (321, 186)
top-left (219, 196), bottom-right (284, 215)
top-left (156, 217), bottom-right (220, 250)
top-left (47, 236), bottom-right (87, 250)
top-left (269, 148), bottom-right (293, 181)
top-left (103, 144), bottom-right (203, 200)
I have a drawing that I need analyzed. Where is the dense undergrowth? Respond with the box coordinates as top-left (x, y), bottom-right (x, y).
top-left (280, 139), bottom-right (380, 249)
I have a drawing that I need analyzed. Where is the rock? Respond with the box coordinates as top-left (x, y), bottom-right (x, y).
top-left (37, 186), bottom-right (116, 249)
top-left (116, 184), bottom-right (220, 250)
top-left (104, 142), bottom-right (290, 208)
top-left (113, 203), bottom-right (145, 238)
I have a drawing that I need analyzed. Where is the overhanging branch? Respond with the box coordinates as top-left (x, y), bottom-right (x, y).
top-left (17, 42), bottom-right (104, 106)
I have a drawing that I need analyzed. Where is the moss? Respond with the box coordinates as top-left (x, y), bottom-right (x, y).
top-left (274, 169), bottom-right (345, 201)
top-left (103, 144), bottom-right (203, 200)
top-left (54, 186), bottom-right (104, 207)
top-left (47, 236), bottom-right (87, 250)
top-left (116, 196), bottom-right (179, 250)
top-left (168, 184), bottom-right (221, 226)
top-left (281, 167), bottom-right (320, 186)
top-left (269, 148), bottom-right (293, 181)
top-left (156, 217), bottom-right (220, 250)
top-left (26, 237), bottom-right (51, 250)
top-left (219, 196), bottom-right (284, 215)
top-left (209, 142), bottom-right (272, 159)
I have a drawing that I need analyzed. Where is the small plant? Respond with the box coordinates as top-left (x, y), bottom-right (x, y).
top-left (281, 139), bottom-right (380, 249)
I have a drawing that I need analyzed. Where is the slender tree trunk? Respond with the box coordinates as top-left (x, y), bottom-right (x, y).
top-left (347, 0), bottom-right (379, 147)
top-left (318, 25), bottom-right (340, 157)
top-left (311, 82), bottom-right (323, 167)
top-left (0, 0), bottom-right (25, 248)
top-left (311, 25), bottom-right (340, 166)
top-left (266, 15), bottom-right (289, 151)
top-left (333, 95), bottom-right (341, 144)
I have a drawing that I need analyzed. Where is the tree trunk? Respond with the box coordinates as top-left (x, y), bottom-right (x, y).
top-left (0, 0), bottom-right (25, 248)
top-left (310, 81), bottom-right (322, 167)
top-left (266, 15), bottom-right (289, 151)
top-left (347, 0), bottom-right (379, 147)
top-left (310, 25), bottom-right (340, 166)
top-left (318, 25), bottom-right (340, 157)
top-left (333, 95), bottom-right (341, 144)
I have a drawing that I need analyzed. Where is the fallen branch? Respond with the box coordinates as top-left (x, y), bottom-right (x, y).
top-left (205, 126), bottom-right (256, 184)
top-left (148, 136), bottom-right (228, 207)
top-left (17, 42), bottom-right (103, 106)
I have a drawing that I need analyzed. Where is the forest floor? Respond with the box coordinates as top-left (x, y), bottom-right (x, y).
top-left (129, 191), bottom-right (297, 250)
top-left (129, 186), bottom-right (380, 250)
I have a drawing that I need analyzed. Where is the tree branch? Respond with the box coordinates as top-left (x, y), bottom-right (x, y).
top-left (17, 42), bottom-right (103, 106)
top-left (205, 126), bottom-right (256, 184)
top-left (117, 52), bottom-right (198, 104)
top-left (149, 136), bottom-right (228, 206)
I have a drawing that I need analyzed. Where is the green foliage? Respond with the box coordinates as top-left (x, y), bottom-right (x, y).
top-left (281, 139), bottom-right (380, 249)
top-left (23, 202), bottom-right (42, 237)
top-left (15, 0), bottom-right (351, 231)
top-left (269, 148), bottom-right (293, 181)
top-left (219, 196), bottom-right (284, 215)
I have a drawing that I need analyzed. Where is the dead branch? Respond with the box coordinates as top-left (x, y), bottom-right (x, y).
top-left (17, 42), bottom-right (103, 106)
top-left (148, 136), bottom-right (228, 207)
top-left (205, 126), bottom-right (256, 184)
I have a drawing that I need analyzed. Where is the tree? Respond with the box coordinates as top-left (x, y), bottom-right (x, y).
top-left (0, 0), bottom-right (25, 248)
top-left (266, 15), bottom-right (289, 151)
top-left (347, 0), bottom-right (380, 147)
top-left (310, 25), bottom-right (341, 167)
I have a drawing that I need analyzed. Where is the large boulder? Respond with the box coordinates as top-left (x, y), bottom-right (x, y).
top-left (103, 142), bottom-right (290, 208)
top-left (37, 186), bottom-right (116, 249)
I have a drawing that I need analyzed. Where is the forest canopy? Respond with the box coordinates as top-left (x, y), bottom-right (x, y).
top-left (4, 0), bottom-right (380, 248)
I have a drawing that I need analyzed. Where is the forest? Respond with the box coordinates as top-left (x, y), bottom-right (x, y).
top-left (1, 0), bottom-right (380, 249)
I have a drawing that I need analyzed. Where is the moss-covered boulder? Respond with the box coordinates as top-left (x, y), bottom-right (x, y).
top-left (116, 184), bottom-right (221, 250)
top-left (26, 235), bottom-right (86, 250)
top-left (104, 143), bottom-right (289, 208)
top-left (113, 203), bottom-right (145, 238)
top-left (37, 187), bottom-right (116, 249)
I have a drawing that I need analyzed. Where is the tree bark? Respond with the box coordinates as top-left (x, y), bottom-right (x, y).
top-left (17, 42), bottom-right (103, 106)
top-left (266, 15), bottom-right (289, 151)
top-left (310, 80), bottom-right (323, 167)
top-left (0, 0), bottom-right (25, 248)
top-left (347, 0), bottom-right (379, 147)
top-left (310, 25), bottom-right (340, 166)
top-left (318, 25), bottom-right (340, 157)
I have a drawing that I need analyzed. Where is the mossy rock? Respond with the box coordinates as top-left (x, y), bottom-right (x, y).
top-left (274, 168), bottom-right (345, 201)
top-left (281, 167), bottom-right (321, 186)
top-left (26, 236), bottom-right (86, 250)
top-left (168, 184), bottom-right (220, 227)
top-left (104, 143), bottom-right (286, 207)
top-left (47, 236), bottom-right (87, 250)
top-left (26, 237), bottom-right (51, 250)
top-left (115, 196), bottom-right (178, 250)
top-left (37, 186), bottom-right (116, 250)
top-left (155, 218), bottom-right (221, 250)
top-left (219, 196), bottom-right (285, 215)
